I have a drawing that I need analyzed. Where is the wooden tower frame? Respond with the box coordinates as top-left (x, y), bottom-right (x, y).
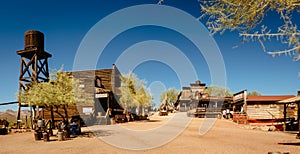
top-left (16, 30), bottom-right (52, 127)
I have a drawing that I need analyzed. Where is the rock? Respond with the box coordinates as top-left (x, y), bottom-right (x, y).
top-left (269, 126), bottom-right (276, 131)
top-left (261, 126), bottom-right (270, 131)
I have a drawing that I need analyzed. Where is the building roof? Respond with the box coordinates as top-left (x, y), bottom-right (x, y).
top-left (247, 95), bottom-right (295, 102)
top-left (190, 83), bottom-right (206, 87)
top-left (182, 87), bottom-right (190, 90)
top-left (277, 95), bottom-right (300, 104)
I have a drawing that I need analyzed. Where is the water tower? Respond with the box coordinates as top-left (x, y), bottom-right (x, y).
top-left (16, 30), bottom-right (52, 126)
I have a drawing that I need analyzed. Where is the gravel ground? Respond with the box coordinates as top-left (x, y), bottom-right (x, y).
top-left (0, 113), bottom-right (299, 154)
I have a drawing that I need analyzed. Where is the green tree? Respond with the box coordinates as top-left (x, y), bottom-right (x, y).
top-left (18, 70), bottom-right (93, 128)
top-left (159, 88), bottom-right (180, 105)
top-left (203, 86), bottom-right (232, 97)
top-left (247, 90), bottom-right (262, 96)
top-left (199, 0), bottom-right (300, 59)
top-left (119, 72), bottom-right (152, 115)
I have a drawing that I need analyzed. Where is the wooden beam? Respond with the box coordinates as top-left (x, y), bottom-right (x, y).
top-left (283, 104), bottom-right (287, 131)
top-left (20, 56), bottom-right (35, 79)
top-left (37, 59), bottom-right (46, 77)
top-left (0, 101), bottom-right (18, 105)
top-left (37, 76), bottom-right (48, 81)
top-left (21, 57), bottom-right (32, 74)
top-left (298, 102), bottom-right (300, 137)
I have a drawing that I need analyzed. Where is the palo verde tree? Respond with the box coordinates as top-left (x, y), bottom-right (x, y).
top-left (194, 0), bottom-right (300, 136)
top-left (198, 0), bottom-right (300, 60)
top-left (204, 86), bottom-right (232, 97)
top-left (119, 72), bottom-right (152, 115)
top-left (18, 69), bottom-right (93, 128)
top-left (157, 0), bottom-right (300, 59)
top-left (159, 88), bottom-right (180, 105)
top-left (247, 90), bottom-right (262, 96)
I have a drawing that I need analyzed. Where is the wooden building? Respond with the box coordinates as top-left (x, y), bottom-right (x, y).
top-left (246, 95), bottom-right (295, 120)
top-left (232, 90), bottom-right (296, 128)
top-left (41, 64), bottom-right (124, 125)
top-left (278, 95), bottom-right (300, 132)
top-left (180, 80), bottom-right (232, 117)
top-left (179, 80), bottom-right (206, 112)
top-left (190, 95), bottom-right (232, 118)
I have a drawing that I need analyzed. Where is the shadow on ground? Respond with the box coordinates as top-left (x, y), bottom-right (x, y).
top-left (87, 130), bottom-right (113, 137)
top-left (278, 142), bottom-right (300, 146)
top-left (140, 119), bottom-right (161, 122)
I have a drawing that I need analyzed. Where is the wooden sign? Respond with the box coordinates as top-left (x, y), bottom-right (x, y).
top-left (233, 90), bottom-right (246, 102)
top-left (95, 93), bottom-right (108, 98)
top-left (82, 107), bottom-right (93, 115)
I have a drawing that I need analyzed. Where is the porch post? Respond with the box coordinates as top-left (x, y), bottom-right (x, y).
top-left (297, 102), bottom-right (300, 138)
top-left (283, 103), bottom-right (287, 132)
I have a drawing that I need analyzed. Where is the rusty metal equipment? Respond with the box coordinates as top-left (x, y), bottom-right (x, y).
top-left (16, 30), bottom-right (52, 128)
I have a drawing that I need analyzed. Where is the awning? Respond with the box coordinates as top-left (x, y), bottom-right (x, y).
top-left (277, 96), bottom-right (300, 104)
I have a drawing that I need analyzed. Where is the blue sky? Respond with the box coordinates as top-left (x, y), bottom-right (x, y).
top-left (0, 0), bottom-right (299, 111)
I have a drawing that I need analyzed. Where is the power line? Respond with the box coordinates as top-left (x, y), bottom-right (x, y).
top-left (0, 101), bottom-right (18, 106)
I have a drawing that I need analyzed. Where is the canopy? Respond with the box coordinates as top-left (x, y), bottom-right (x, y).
top-left (277, 96), bottom-right (300, 104)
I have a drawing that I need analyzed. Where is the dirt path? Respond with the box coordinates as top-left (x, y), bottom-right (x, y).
top-left (0, 114), bottom-right (299, 154)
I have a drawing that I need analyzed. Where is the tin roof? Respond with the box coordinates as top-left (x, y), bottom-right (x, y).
top-left (247, 95), bottom-right (295, 102)
top-left (277, 96), bottom-right (300, 104)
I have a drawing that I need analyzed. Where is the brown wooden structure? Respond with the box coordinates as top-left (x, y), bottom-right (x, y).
top-left (232, 90), bottom-right (297, 130)
top-left (40, 65), bottom-right (125, 125)
top-left (16, 30), bottom-right (52, 127)
top-left (190, 95), bottom-right (232, 118)
top-left (179, 80), bottom-right (206, 112)
top-left (70, 65), bottom-right (123, 118)
top-left (180, 80), bottom-right (233, 118)
top-left (246, 95), bottom-right (295, 120)
top-left (158, 100), bottom-right (174, 116)
top-left (278, 95), bottom-right (300, 134)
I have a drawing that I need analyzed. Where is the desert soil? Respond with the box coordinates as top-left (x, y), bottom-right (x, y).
top-left (0, 112), bottom-right (299, 154)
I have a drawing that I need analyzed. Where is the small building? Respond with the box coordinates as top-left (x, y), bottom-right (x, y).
top-left (179, 80), bottom-right (206, 112)
top-left (246, 95), bottom-right (296, 121)
top-left (180, 80), bottom-right (232, 117)
top-left (277, 94), bottom-right (300, 132)
top-left (191, 95), bottom-right (232, 118)
top-left (232, 90), bottom-right (296, 129)
top-left (41, 64), bottom-right (124, 125)
top-left (71, 64), bottom-right (123, 117)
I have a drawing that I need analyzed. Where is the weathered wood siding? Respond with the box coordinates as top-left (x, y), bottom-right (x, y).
top-left (247, 103), bottom-right (298, 119)
top-left (71, 69), bottom-right (113, 94)
top-left (279, 104), bottom-right (298, 118)
top-left (45, 66), bottom-right (123, 118)
top-left (247, 104), bottom-right (281, 119)
top-left (41, 105), bottom-right (79, 120)
top-left (71, 66), bottom-right (121, 94)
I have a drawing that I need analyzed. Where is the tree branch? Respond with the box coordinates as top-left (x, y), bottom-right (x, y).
top-left (267, 46), bottom-right (300, 59)
top-left (54, 105), bottom-right (65, 121)
top-left (157, 0), bottom-right (163, 5)
top-left (240, 33), bottom-right (293, 37)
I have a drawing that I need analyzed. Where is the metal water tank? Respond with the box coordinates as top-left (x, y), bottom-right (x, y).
top-left (24, 30), bottom-right (44, 51)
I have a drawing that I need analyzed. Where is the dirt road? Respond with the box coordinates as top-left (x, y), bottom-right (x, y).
top-left (0, 113), bottom-right (299, 154)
